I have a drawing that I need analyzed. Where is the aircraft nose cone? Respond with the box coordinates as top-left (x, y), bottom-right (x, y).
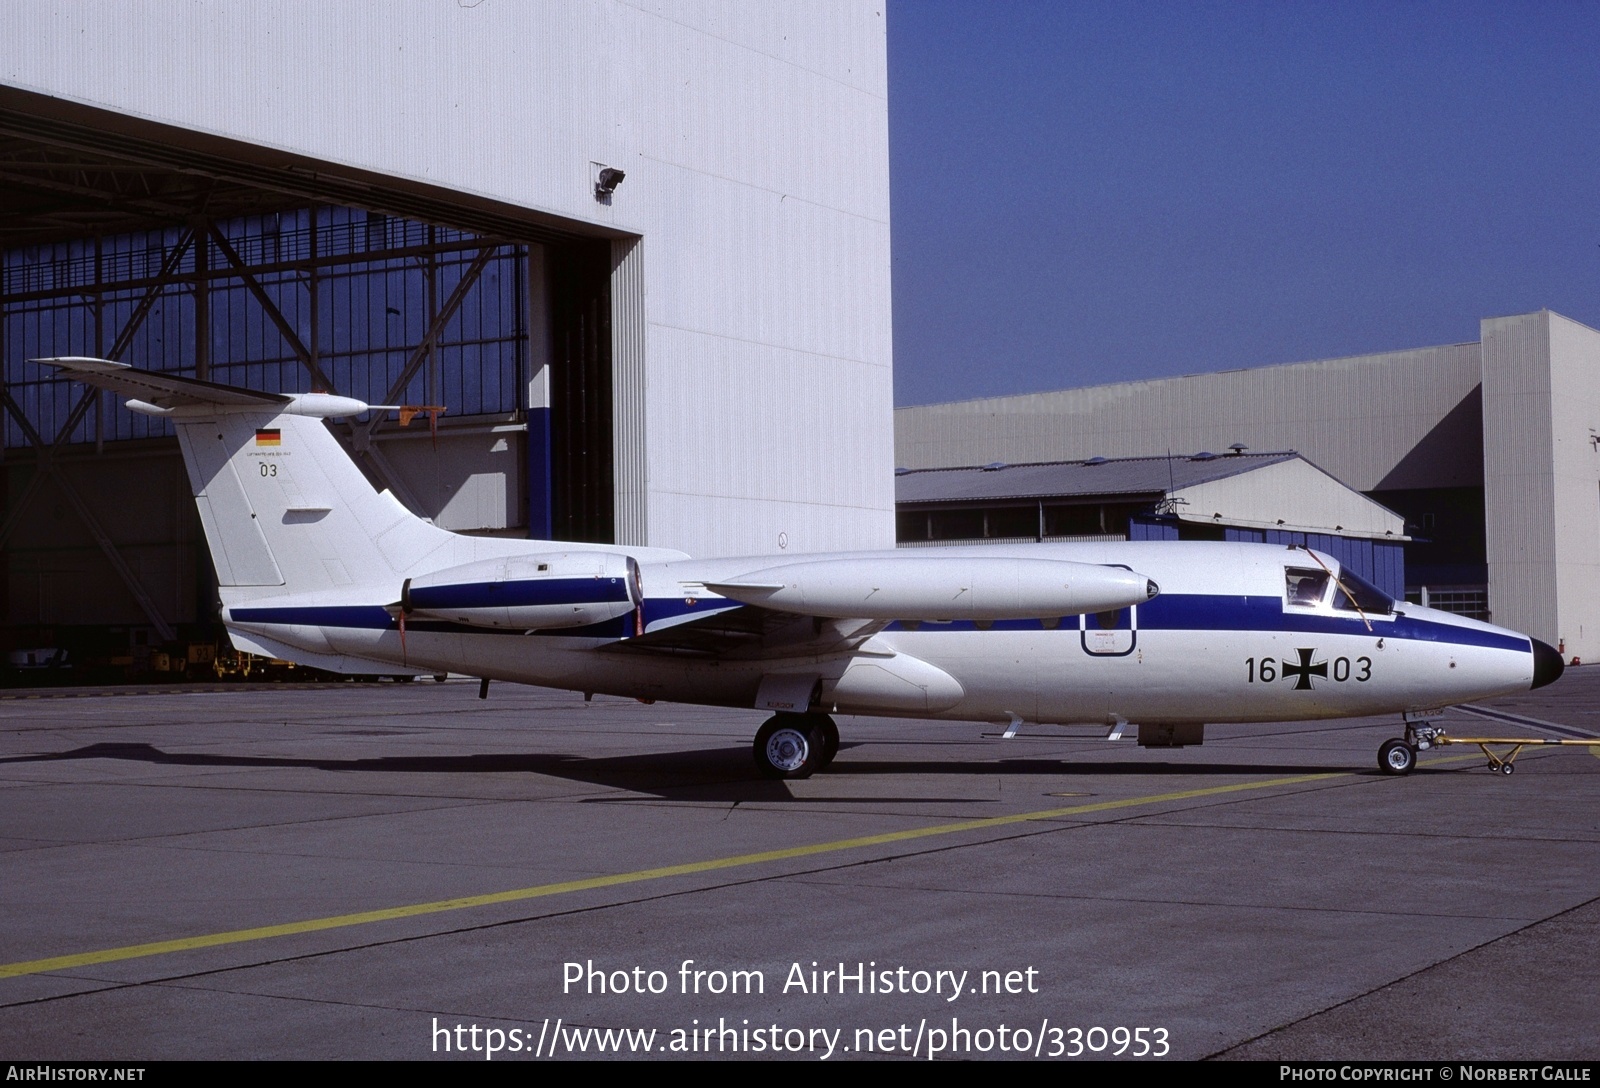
top-left (1531, 639), bottom-right (1565, 689)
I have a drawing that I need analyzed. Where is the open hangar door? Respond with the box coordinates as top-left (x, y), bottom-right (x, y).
top-left (0, 88), bottom-right (626, 678)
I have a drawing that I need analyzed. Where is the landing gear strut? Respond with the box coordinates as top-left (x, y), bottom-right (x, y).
top-left (753, 712), bottom-right (838, 780)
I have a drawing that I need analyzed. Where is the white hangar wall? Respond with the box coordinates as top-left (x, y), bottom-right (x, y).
top-left (0, 1), bottom-right (895, 559)
top-left (1482, 311), bottom-right (1600, 658)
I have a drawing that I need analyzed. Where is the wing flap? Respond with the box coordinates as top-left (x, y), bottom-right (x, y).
top-left (603, 603), bottom-right (884, 659)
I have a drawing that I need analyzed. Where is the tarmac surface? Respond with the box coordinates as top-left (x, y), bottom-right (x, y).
top-left (2, 668), bottom-right (1598, 1061)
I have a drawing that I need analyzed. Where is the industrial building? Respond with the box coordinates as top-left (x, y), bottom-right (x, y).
top-left (896, 450), bottom-right (1408, 598)
top-left (896, 309), bottom-right (1600, 660)
top-left (0, 4), bottom-right (894, 664)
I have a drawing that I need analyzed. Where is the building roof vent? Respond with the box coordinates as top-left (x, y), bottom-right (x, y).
top-left (1084, 456), bottom-right (1108, 466)
top-left (1228, 443), bottom-right (1248, 455)
top-left (981, 461), bottom-right (1007, 472)
top-left (1191, 451), bottom-right (1217, 461)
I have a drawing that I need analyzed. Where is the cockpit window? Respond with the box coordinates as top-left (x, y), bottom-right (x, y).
top-left (1285, 568), bottom-right (1330, 606)
top-left (1332, 568), bottom-right (1395, 616)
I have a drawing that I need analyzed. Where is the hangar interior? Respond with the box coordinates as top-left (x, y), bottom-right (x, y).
top-left (0, 88), bottom-right (623, 667)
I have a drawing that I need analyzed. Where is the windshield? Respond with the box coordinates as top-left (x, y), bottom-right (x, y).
top-left (1332, 568), bottom-right (1394, 616)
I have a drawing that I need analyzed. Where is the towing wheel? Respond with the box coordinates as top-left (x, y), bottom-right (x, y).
top-left (754, 715), bottom-right (820, 780)
top-left (1378, 738), bottom-right (1416, 776)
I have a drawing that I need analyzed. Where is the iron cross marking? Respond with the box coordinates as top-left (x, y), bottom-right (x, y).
top-left (1281, 648), bottom-right (1328, 690)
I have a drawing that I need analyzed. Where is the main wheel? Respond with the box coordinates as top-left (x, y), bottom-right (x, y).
top-left (1500, 762), bottom-right (1515, 776)
top-left (809, 714), bottom-right (840, 768)
top-left (1378, 738), bottom-right (1416, 776)
top-left (754, 715), bottom-right (820, 780)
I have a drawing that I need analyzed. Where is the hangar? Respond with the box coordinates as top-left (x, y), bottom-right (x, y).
top-left (0, 4), bottom-right (893, 668)
top-left (895, 309), bottom-right (1600, 661)
top-left (896, 450), bottom-right (1409, 598)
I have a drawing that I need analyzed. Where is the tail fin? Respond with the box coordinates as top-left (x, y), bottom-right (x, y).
top-left (35, 358), bottom-right (455, 604)
top-left (174, 410), bottom-right (458, 600)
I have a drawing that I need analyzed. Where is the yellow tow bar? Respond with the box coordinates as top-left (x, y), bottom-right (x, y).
top-left (1436, 735), bottom-right (1600, 775)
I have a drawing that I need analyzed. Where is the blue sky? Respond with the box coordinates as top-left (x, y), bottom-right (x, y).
top-left (888, 2), bottom-right (1600, 405)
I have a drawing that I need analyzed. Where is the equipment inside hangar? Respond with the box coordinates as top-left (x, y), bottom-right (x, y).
top-left (0, 88), bottom-right (623, 675)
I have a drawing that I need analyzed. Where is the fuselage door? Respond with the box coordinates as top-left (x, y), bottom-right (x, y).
top-left (1079, 606), bottom-right (1137, 657)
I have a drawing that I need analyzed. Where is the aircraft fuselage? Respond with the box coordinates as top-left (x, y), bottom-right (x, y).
top-left (224, 541), bottom-right (1544, 729)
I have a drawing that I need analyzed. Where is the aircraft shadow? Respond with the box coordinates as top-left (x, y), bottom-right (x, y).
top-left (0, 741), bottom-right (1403, 803)
top-left (0, 741), bottom-right (957, 803)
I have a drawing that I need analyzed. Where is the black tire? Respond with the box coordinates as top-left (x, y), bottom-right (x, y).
top-left (754, 714), bottom-right (820, 780)
top-left (1501, 762), bottom-right (1516, 776)
top-left (810, 714), bottom-right (840, 768)
top-left (1378, 738), bottom-right (1416, 776)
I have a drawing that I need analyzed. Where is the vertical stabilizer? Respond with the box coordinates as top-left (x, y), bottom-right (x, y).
top-left (31, 358), bottom-right (458, 605)
top-left (172, 410), bottom-right (456, 602)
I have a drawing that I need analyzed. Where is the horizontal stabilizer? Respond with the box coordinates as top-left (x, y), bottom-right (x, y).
top-left (33, 357), bottom-right (292, 409)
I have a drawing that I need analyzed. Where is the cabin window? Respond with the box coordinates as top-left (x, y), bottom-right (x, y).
top-left (1285, 568), bottom-right (1330, 606)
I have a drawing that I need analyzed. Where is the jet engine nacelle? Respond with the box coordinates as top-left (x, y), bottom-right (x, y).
top-left (702, 556), bottom-right (1158, 622)
top-left (402, 552), bottom-right (637, 630)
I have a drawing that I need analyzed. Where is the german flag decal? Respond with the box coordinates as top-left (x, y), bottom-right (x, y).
top-left (254, 429), bottom-right (281, 446)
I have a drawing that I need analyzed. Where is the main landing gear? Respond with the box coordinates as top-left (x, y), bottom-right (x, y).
top-left (753, 712), bottom-right (840, 780)
top-left (1376, 721), bottom-right (1444, 776)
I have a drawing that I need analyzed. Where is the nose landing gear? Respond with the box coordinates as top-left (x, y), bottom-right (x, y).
top-left (1378, 720), bottom-right (1600, 776)
top-left (1377, 721), bottom-right (1444, 776)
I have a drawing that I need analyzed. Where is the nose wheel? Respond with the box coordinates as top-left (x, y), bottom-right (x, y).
top-left (753, 713), bottom-right (839, 780)
top-left (1377, 721), bottom-right (1443, 776)
top-left (1378, 738), bottom-right (1416, 776)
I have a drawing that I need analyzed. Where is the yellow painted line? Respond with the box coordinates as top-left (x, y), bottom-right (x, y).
top-left (0, 770), bottom-right (1354, 980)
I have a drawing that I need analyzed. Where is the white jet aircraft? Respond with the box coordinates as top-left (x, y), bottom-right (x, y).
top-left (37, 358), bottom-right (1565, 779)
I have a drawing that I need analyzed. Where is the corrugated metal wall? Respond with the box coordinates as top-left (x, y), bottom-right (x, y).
top-left (1482, 310), bottom-right (1600, 655)
top-left (897, 342), bottom-right (1483, 493)
top-left (1130, 517), bottom-right (1404, 598)
top-left (3, 209), bottom-right (525, 450)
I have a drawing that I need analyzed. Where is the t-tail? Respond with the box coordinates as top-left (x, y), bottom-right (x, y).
top-left (36, 357), bottom-right (455, 598)
top-left (31, 357), bottom-right (669, 672)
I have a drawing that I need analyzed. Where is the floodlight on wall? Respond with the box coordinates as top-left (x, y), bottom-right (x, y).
top-left (594, 166), bottom-right (626, 199)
